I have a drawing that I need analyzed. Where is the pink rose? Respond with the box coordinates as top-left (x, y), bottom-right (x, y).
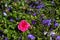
top-left (18, 20), bottom-right (30, 32)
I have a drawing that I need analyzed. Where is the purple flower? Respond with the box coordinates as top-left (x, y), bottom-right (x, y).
top-left (28, 34), bottom-right (35, 40)
top-left (50, 31), bottom-right (55, 36)
top-left (50, 28), bottom-right (53, 31)
top-left (10, 18), bottom-right (14, 22)
top-left (42, 19), bottom-right (51, 26)
top-left (36, 4), bottom-right (44, 9)
top-left (30, 4), bottom-right (34, 8)
top-left (51, 34), bottom-right (55, 37)
top-left (56, 36), bottom-right (60, 40)
top-left (29, 1), bottom-right (44, 9)
top-left (4, 37), bottom-right (8, 40)
top-left (54, 23), bottom-right (59, 27)
top-left (16, 18), bottom-right (19, 20)
top-left (33, 13), bottom-right (36, 16)
top-left (32, 20), bottom-right (36, 24)
top-left (29, 1), bottom-right (35, 8)
top-left (7, 7), bottom-right (12, 12)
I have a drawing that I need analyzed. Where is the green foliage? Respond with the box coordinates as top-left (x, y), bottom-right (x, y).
top-left (0, 0), bottom-right (60, 40)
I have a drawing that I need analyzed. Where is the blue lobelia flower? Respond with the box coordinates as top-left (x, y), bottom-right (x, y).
top-left (29, 1), bottom-right (35, 8)
top-left (27, 34), bottom-right (35, 40)
top-left (7, 7), bottom-right (12, 12)
top-left (16, 18), bottom-right (19, 20)
top-left (4, 37), bottom-right (8, 40)
top-left (33, 13), bottom-right (36, 16)
top-left (32, 20), bottom-right (36, 24)
top-left (30, 3), bottom-right (34, 8)
top-left (29, 1), bottom-right (44, 9)
top-left (56, 36), bottom-right (60, 40)
top-left (36, 4), bottom-right (44, 9)
top-left (42, 19), bottom-right (51, 26)
top-left (50, 31), bottom-right (56, 36)
top-left (10, 18), bottom-right (14, 22)
top-left (54, 22), bottom-right (59, 27)
top-left (49, 27), bottom-right (53, 31)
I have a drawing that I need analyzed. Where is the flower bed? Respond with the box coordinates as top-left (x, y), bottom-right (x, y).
top-left (0, 0), bottom-right (60, 40)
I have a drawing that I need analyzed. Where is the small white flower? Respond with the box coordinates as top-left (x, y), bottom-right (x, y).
top-left (50, 31), bottom-right (55, 36)
top-left (5, 3), bottom-right (8, 7)
top-left (3, 12), bottom-right (7, 16)
top-left (44, 31), bottom-right (48, 35)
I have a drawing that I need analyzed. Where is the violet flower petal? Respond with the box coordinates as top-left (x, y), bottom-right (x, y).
top-left (28, 34), bottom-right (35, 40)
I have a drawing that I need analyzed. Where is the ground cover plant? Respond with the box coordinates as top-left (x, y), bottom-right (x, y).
top-left (0, 0), bottom-right (60, 40)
